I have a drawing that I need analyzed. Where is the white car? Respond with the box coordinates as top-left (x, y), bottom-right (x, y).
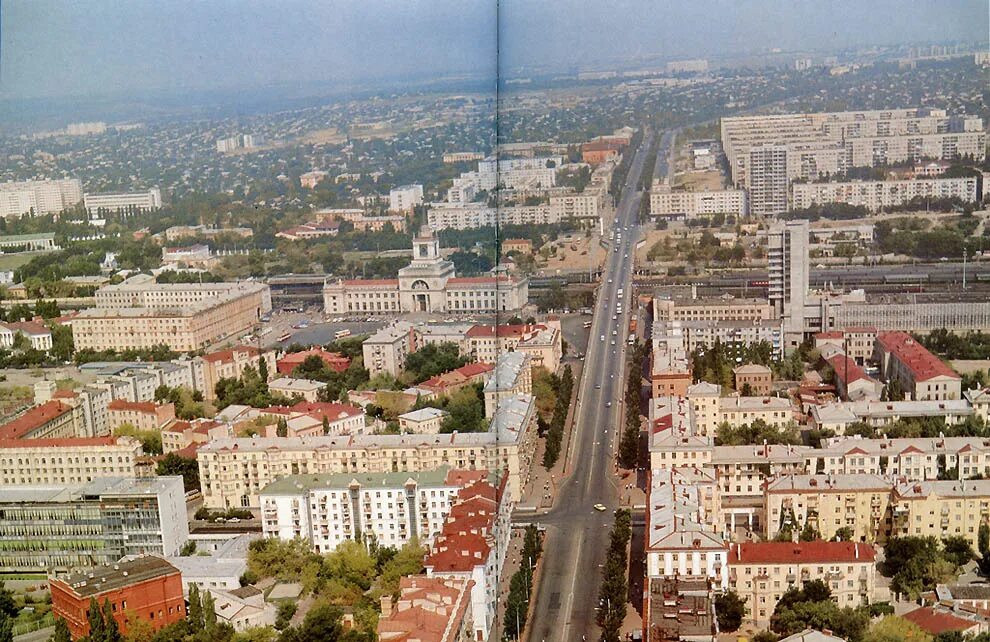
top-left (600, 335), bottom-right (605, 342)
top-left (593, 504), bottom-right (607, 512)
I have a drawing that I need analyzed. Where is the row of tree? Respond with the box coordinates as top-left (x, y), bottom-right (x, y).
top-left (618, 341), bottom-right (646, 469)
top-left (596, 509), bottom-right (631, 642)
top-left (541, 365), bottom-right (574, 468)
top-left (503, 524), bottom-right (543, 639)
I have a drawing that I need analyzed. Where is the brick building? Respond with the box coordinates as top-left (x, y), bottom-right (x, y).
top-left (51, 557), bottom-right (185, 640)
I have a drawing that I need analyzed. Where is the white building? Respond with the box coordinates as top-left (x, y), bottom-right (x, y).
top-left (769, 220), bottom-right (810, 350)
top-left (260, 467), bottom-right (471, 552)
top-left (0, 179), bottom-right (83, 218)
top-left (650, 186), bottom-right (747, 218)
top-left (389, 184), bottom-right (424, 213)
top-left (84, 188), bottom-right (162, 214)
top-left (791, 177), bottom-right (979, 211)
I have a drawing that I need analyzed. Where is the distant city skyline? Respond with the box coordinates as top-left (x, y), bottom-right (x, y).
top-left (0, 0), bottom-right (986, 101)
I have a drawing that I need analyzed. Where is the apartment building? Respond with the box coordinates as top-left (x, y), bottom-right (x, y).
top-left (198, 395), bottom-right (536, 508)
top-left (107, 400), bottom-right (176, 431)
top-left (483, 352), bottom-right (532, 417)
top-left (728, 541), bottom-right (876, 625)
top-left (650, 186), bottom-right (747, 218)
top-left (201, 346), bottom-right (276, 400)
top-left (377, 576), bottom-right (475, 642)
top-left (810, 399), bottom-right (974, 435)
top-left (389, 184), bottom-right (424, 213)
top-left (733, 364), bottom-right (772, 395)
top-left (653, 297), bottom-right (775, 323)
top-left (816, 435), bottom-right (990, 480)
top-left (684, 382), bottom-right (795, 436)
top-left (874, 331), bottom-right (961, 401)
top-left (791, 176), bottom-right (979, 211)
top-left (397, 408), bottom-right (449, 434)
top-left (0, 400), bottom-right (84, 440)
top-left (268, 377), bottom-right (325, 402)
top-left (464, 322), bottom-right (561, 371)
top-left (83, 188), bottom-right (163, 214)
top-left (765, 474), bottom-right (894, 543)
top-left (0, 436), bottom-right (147, 485)
top-left (813, 328), bottom-right (877, 363)
top-left (645, 468), bottom-right (728, 590)
top-left (0, 178), bottom-right (82, 217)
top-left (424, 475), bottom-right (511, 641)
top-left (769, 220), bottom-right (810, 348)
top-left (419, 362), bottom-right (494, 398)
top-left (362, 321), bottom-right (416, 377)
top-left (549, 190), bottom-right (605, 221)
top-left (73, 278), bottom-right (271, 352)
top-left (891, 480), bottom-right (990, 550)
top-left (0, 476), bottom-right (188, 573)
top-left (260, 467), bottom-right (488, 552)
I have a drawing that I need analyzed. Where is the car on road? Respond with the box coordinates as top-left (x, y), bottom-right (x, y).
top-left (600, 335), bottom-right (605, 342)
top-left (605, 401), bottom-right (612, 407)
top-left (593, 504), bottom-right (607, 512)
top-left (594, 384), bottom-right (601, 389)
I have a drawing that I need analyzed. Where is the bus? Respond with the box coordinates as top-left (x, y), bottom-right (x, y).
top-left (627, 333), bottom-right (636, 345)
top-left (277, 332), bottom-right (292, 342)
top-left (583, 320), bottom-right (593, 329)
top-left (334, 329), bottom-right (352, 340)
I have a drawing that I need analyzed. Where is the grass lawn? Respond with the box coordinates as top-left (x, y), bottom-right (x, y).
top-left (0, 252), bottom-right (43, 271)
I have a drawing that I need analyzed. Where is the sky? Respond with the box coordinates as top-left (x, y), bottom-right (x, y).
top-left (0, 0), bottom-right (986, 100)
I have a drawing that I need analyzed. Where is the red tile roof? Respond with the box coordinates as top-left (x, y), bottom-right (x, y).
top-left (814, 331), bottom-right (844, 340)
top-left (827, 355), bottom-right (871, 386)
top-left (465, 324), bottom-right (546, 338)
top-left (108, 399), bottom-right (162, 414)
top-left (455, 362), bottom-right (494, 378)
top-left (903, 607), bottom-right (976, 635)
top-left (877, 331), bottom-right (959, 382)
top-left (202, 345), bottom-right (262, 363)
top-left (4, 321), bottom-right (51, 336)
top-left (0, 436), bottom-right (123, 449)
top-left (425, 532), bottom-right (491, 572)
top-left (277, 349), bottom-right (351, 374)
top-left (268, 401), bottom-right (362, 420)
top-left (340, 279), bottom-right (399, 287)
top-left (728, 541), bottom-right (875, 565)
top-left (0, 401), bottom-right (74, 440)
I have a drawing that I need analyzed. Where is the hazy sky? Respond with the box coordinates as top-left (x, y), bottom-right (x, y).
top-left (0, 0), bottom-right (986, 99)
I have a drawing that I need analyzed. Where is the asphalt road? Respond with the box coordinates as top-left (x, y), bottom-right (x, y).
top-left (523, 128), bottom-right (664, 642)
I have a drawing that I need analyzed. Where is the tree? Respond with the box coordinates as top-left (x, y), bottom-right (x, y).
top-left (862, 616), bottom-right (932, 642)
top-left (714, 591), bottom-right (746, 632)
top-left (122, 612), bottom-right (154, 642)
top-left (979, 523), bottom-right (989, 556)
top-left (157, 452), bottom-right (200, 492)
top-left (942, 535), bottom-right (975, 567)
top-left (403, 343), bottom-right (468, 383)
top-left (87, 598), bottom-right (106, 642)
top-left (833, 526), bottom-right (855, 542)
top-left (49, 618), bottom-right (72, 642)
top-left (275, 602), bottom-right (297, 630)
top-left (276, 418), bottom-right (288, 437)
top-left (258, 355), bottom-right (269, 382)
top-left (0, 582), bottom-right (14, 619)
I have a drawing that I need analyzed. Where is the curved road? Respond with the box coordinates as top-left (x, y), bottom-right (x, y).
top-left (522, 129), bottom-right (669, 641)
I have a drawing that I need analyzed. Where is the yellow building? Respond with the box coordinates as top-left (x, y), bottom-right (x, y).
top-left (0, 436), bottom-right (147, 485)
top-left (72, 281), bottom-right (270, 352)
top-left (728, 541), bottom-right (877, 626)
top-left (198, 395), bottom-right (536, 508)
top-left (892, 480), bottom-right (990, 550)
top-left (765, 474), bottom-right (893, 544)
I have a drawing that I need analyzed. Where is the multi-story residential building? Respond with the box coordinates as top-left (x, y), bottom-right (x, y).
top-left (201, 346), bottom-right (276, 400)
top-left (792, 177), bottom-right (979, 211)
top-left (827, 354), bottom-right (883, 401)
top-left (728, 541), bottom-right (876, 625)
top-left (72, 276), bottom-right (271, 352)
top-left (816, 435), bottom-right (990, 480)
top-left (650, 186), bottom-right (747, 218)
top-left (0, 399), bottom-right (84, 440)
top-left (722, 109), bottom-right (986, 186)
top-left (874, 331), bottom-right (961, 401)
top-left (397, 408), bottom-right (449, 434)
top-left (107, 400), bottom-right (176, 431)
top-left (198, 395), bottom-right (536, 508)
top-left (645, 467), bottom-right (728, 590)
top-left (323, 228), bottom-right (527, 316)
top-left (51, 557), bottom-right (185, 641)
top-left (810, 398), bottom-right (974, 435)
top-left (769, 220), bottom-right (810, 349)
top-left (747, 144), bottom-right (790, 215)
top-left (464, 322), bottom-right (561, 371)
top-left (0, 436), bottom-right (148, 485)
top-left (0, 178), bottom-right (82, 217)
top-left (260, 467), bottom-right (491, 552)
top-left (424, 474), bottom-right (511, 641)
top-left (733, 364), bottom-right (773, 395)
top-left (0, 476), bottom-right (188, 573)
top-left (377, 576), bottom-right (475, 642)
top-left (650, 323), bottom-right (691, 398)
top-left (419, 362), bottom-right (494, 398)
top-left (653, 297), bottom-right (775, 323)
top-left (65, 122), bottom-right (107, 136)
top-left (443, 152), bottom-right (485, 163)
top-left (891, 480), bottom-right (990, 550)
top-left (362, 321), bottom-right (416, 378)
top-left (389, 184), bottom-right (424, 213)
top-left (268, 377), bottom-right (325, 402)
top-left (83, 188), bottom-right (162, 214)
top-left (549, 190), bottom-right (605, 222)
top-left (483, 352), bottom-right (532, 417)
top-left (684, 382), bottom-right (795, 436)
top-left (765, 474), bottom-right (894, 543)
top-left (813, 327), bottom-right (877, 363)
